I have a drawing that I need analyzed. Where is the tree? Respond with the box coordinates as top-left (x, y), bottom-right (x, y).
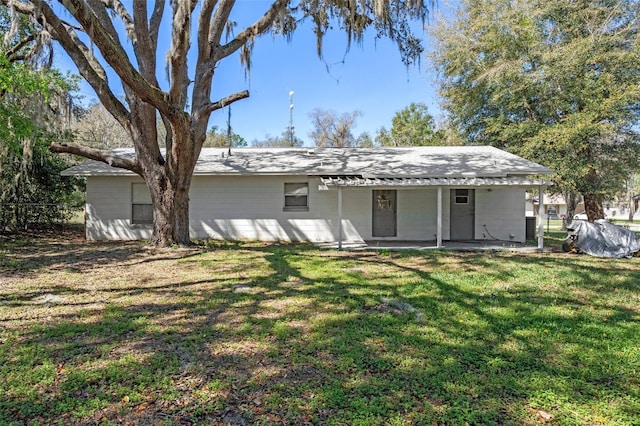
top-left (0, 8), bottom-right (82, 231)
top-left (0, 132), bottom-right (82, 231)
top-left (73, 103), bottom-right (132, 149)
top-left (374, 127), bottom-right (393, 146)
top-left (376, 102), bottom-right (441, 146)
top-left (308, 108), bottom-right (363, 147)
top-left (204, 126), bottom-right (247, 148)
top-left (431, 119), bottom-right (465, 146)
top-left (431, 0), bottom-right (640, 221)
top-left (4, 0), bottom-right (431, 246)
top-left (251, 129), bottom-right (304, 147)
top-left (355, 132), bottom-right (375, 147)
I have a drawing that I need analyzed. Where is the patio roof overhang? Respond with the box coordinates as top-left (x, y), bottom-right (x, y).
top-left (318, 175), bottom-right (551, 189)
top-left (322, 174), bottom-right (550, 252)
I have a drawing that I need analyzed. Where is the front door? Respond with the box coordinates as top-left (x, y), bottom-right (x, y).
top-left (450, 189), bottom-right (475, 240)
top-left (372, 190), bottom-right (397, 237)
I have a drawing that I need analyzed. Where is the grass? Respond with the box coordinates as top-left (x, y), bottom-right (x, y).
top-left (1, 229), bottom-right (639, 425)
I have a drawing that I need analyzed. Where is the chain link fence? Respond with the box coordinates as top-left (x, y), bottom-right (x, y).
top-left (0, 203), bottom-right (84, 232)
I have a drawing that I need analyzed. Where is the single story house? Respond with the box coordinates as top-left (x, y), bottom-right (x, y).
top-left (526, 193), bottom-right (639, 221)
top-left (526, 193), bottom-right (569, 219)
top-left (62, 146), bottom-right (553, 248)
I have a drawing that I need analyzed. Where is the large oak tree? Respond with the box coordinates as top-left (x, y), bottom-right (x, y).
top-left (431, 0), bottom-right (640, 221)
top-left (3, 0), bottom-right (431, 246)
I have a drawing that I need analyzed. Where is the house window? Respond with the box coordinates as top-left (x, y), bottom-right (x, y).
top-left (284, 182), bottom-right (309, 211)
top-left (132, 182), bottom-right (153, 224)
top-left (454, 189), bottom-right (469, 204)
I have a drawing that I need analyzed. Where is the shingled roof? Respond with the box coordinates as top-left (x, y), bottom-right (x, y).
top-left (62, 146), bottom-right (552, 180)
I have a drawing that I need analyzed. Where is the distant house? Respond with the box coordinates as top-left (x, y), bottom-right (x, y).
top-left (526, 193), bottom-right (638, 220)
top-left (526, 193), bottom-right (568, 219)
top-left (62, 146), bottom-right (552, 247)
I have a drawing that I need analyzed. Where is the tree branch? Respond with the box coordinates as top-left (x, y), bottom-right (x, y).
top-left (0, 0), bottom-right (34, 14)
top-left (168, 0), bottom-right (197, 108)
top-left (86, 0), bottom-right (131, 56)
top-left (29, 0), bottom-right (132, 135)
top-left (190, 0), bottom-right (222, 119)
top-left (50, 142), bottom-right (142, 175)
top-left (131, 0), bottom-right (161, 87)
top-left (202, 90), bottom-right (249, 115)
top-left (214, 0), bottom-right (289, 61)
top-left (131, 0), bottom-right (165, 63)
top-left (97, 0), bottom-right (135, 41)
top-left (208, 0), bottom-right (235, 51)
top-left (51, 0), bottom-right (171, 116)
top-left (4, 34), bottom-right (36, 61)
top-left (149, 0), bottom-right (165, 47)
top-left (196, 0), bottom-right (218, 61)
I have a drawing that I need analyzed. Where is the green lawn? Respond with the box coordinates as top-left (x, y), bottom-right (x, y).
top-left (1, 230), bottom-right (639, 425)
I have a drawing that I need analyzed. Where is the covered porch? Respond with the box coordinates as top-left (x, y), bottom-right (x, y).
top-left (318, 175), bottom-right (551, 251)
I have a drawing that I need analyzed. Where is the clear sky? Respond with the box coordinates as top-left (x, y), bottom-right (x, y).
top-left (58, 1), bottom-right (456, 146)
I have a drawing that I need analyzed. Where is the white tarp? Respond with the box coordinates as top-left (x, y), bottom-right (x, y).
top-left (567, 220), bottom-right (640, 258)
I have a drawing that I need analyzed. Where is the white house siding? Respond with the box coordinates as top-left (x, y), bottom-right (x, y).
top-left (86, 176), bottom-right (153, 240)
top-left (335, 187), bottom-right (369, 242)
top-left (190, 177), bottom-right (443, 242)
top-left (189, 175), bottom-right (346, 242)
top-left (85, 175), bottom-right (526, 243)
top-left (339, 187), bottom-right (449, 241)
top-left (397, 188), bottom-right (447, 241)
top-left (474, 188), bottom-right (526, 242)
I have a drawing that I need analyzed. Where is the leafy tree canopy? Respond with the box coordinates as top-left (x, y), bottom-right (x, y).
top-left (205, 125), bottom-right (247, 148)
top-left (431, 0), bottom-right (640, 220)
top-left (376, 102), bottom-right (443, 146)
top-left (0, 18), bottom-right (82, 231)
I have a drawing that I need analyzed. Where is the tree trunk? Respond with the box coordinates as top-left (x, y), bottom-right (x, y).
top-left (583, 193), bottom-right (605, 222)
top-left (561, 191), bottom-right (579, 228)
top-left (627, 178), bottom-right (637, 222)
top-left (142, 123), bottom-right (197, 247)
top-left (147, 176), bottom-right (192, 246)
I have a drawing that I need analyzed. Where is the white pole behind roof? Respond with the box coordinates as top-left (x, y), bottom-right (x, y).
top-left (538, 185), bottom-right (545, 250)
top-left (338, 186), bottom-right (343, 250)
top-left (437, 187), bottom-right (443, 248)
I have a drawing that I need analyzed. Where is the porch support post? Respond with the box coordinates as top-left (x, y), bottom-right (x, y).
top-left (538, 185), bottom-right (545, 250)
top-left (338, 186), bottom-right (343, 250)
top-left (437, 187), bottom-right (443, 248)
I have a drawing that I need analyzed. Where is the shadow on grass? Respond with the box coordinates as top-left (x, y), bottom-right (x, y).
top-left (1, 237), bottom-right (639, 425)
top-left (0, 227), bottom-right (210, 278)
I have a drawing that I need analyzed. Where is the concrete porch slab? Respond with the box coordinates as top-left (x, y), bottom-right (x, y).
top-left (316, 240), bottom-right (549, 253)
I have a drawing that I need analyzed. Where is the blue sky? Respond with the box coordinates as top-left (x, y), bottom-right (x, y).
top-left (208, 2), bottom-right (443, 144)
top-left (58, 1), bottom-right (455, 146)
top-left (210, 18), bottom-right (440, 144)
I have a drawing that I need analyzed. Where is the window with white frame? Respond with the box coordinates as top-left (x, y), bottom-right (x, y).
top-left (132, 182), bottom-right (153, 224)
top-left (284, 182), bottom-right (309, 211)
top-left (454, 189), bottom-right (470, 204)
